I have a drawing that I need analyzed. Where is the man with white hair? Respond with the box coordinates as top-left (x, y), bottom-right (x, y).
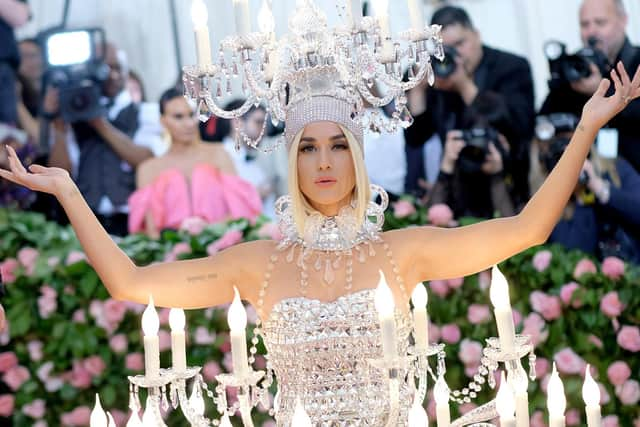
top-left (540, 0), bottom-right (640, 172)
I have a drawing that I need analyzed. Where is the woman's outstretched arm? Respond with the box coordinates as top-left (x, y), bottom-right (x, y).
top-left (395, 63), bottom-right (640, 284)
top-left (0, 152), bottom-right (267, 308)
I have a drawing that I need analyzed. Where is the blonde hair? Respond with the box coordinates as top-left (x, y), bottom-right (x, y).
top-left (288, 124), bottom-right (371, 235)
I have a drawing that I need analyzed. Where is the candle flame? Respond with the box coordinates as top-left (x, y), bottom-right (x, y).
top-left (141, 295), bottom-right (159, 336)
top-left (582, 364), bottom-right (601, 407)
top-left (228, 286), bottom-right (247, 331)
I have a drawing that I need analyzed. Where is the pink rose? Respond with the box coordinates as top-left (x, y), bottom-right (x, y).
top-left (27, 340), bottom-right (43, 362)
top-left (0, 258), bottom-right (18, 283)
top-left (18, 247), bottom-right (39, 275)
top-left (393, 200), bottom-right (416, 218)
top-left (60, 406), bottom-right (91, 426)
top-left (257, 222), bottom-right (282, 241)
top-left (512, 309), bottom-right (522, 328)
top-left (616, 379), bottom-right (640, 405)
top-left (110, 410), bottom-right (127, 427)
top-left (464, 362), bottom-right (480, 378)
top-left (67, 360), bottom-right (91, 389)
top-left (617, 325), bottom-right (640, 352)
top-left (600, 291), bottom-right (624, 318)
top-left (553, 348), bottom-right (586, 375)
top-left (83, 355), bottom-right (106, 377)
top-left (173, 242), bottom-right (192, 257)
top-left (22, 398), bottom-right (46, 419)
top-left (429, 280), bottom-right (450, 298)
top-left (602, 415), bottom-right (619, 427)
top-left (37, 285), bottom-right (57, 319)
top-left (588, 335), bottom-right (603, 349)
top-left (446, 277), bottom-right (464, 289)
top-left (125, 353), bottom-right (144, 371)
top-left (180, 216), bottom-right (208, 235)
top-left (207, 230), bottom-right (244, 255)
top-left (530, 291), bottom-right (562, 321)
top-left (203, 361), bottom-right (221, 381)
top-left (0, 394), bottom-right (15, 417)
top-left (532, 250), bottom-right (552, 272)
top-left (573, 258), bottom-right (597, 279)
top-left (560, 282), bottom-right (581, 307)
top-left (601, 256), bottom-right (625, 280)
top-left (158, 308), bottom-right (171, 326)
top-left (109, 334), bottom-right (128, 354)
top-left (607, 361), bottom-right (631, 386)
top-left (467, 304), bottom-right (491, 324)
top-left (440, 324), bottom-right (461, 344)
top-left (427, 204), bottom-right (453, 227)
top-left (219, 337), bottom-right (231, 353)
top-left (65, 250), bottom-right (87, 266)
top-left (565, 409), bottom-right (580, 426)
top-left (103, 299), bottom-right (127, 328)
top-left (522, 313), bottom-right (549, 347)
top-left (458, 339), bottom-right (483, 365)
top-left (534, 357), bottom-right (550, 379)
top-left (72, 309), bottom-right (86, 323)
top-left (47, 256), bottom-right (60, 268)
top-left (158, 330), bottom-right (171, 352)
top-left (429, 324), bottom-right (441, 343)
top-left (478, 269), bottom-right (491, 291)
top-left (0, 352), bottom-right (18, 373)
top-left (3, 365), bottom-right (30, 391)
top-left (222, 352), bottom-right (233, 373)
top-left (529, 410), bottom-right (546, 427)
top-left (36, 361), bottom-right (54, 382)
top-left (194, 326), bottom-right (216, 345)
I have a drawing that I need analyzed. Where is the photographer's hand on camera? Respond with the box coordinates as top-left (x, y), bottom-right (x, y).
top-left (441, 130), bottom-right (466, 174)
top-left (570, 63), bottom-right (604, 96)
top-left (435, 56), bottom-right (479, 105)
top-left (481, 141), bottom-right (504, 176)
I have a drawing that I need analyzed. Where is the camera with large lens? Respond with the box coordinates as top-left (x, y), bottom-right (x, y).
top-left (42, 28), bottom-right (110, 123)
top-left (537, 113), bottom-right (589, 184)
top-left (433, 45), bottom-right (459, 78)
top-left (544, 38), bottom-right (610, 90)
top-left (457, 127), bottom-right (498, 170)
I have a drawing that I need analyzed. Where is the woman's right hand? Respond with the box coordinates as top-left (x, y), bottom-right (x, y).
top-left (0, 145), bottom-right (75, 198)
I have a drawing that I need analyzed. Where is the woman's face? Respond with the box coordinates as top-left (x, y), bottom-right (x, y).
top-left (161, 97), bottom-right (198, 144)
top-left (297, 121), bottom-right (356, 216)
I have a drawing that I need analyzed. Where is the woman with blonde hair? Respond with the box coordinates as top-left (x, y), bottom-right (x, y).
top-left (1, 59), bottom-right (639, 423)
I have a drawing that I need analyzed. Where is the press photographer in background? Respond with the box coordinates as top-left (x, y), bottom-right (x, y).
top-left (534, 113), bottom-right (640, 263)
top-left (426, 92), bottom-right (516, 219)
top-left (540, 0), bottom-right (640, 173)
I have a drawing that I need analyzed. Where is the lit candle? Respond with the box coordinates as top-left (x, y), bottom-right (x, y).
top-left (407, 0), bottom-right (425, 30)
top-left (371, 0), bottom-right (395, 61)
top-left (228, 286), bottom-right (249, 378)
top-left (90, 394), bottom-right (108, 427)
top-left (547, 363), bottom-right (566, 427)
top-left (169, 308), bottom-right (187, 372)
top-left (292, 399), bottom-right (312, 426)
top-left (374, 271), bottom-right (397, 360)
top-left (411, 283), bottom-right (429, 351)
top-left (496, 372), bottom-right (517, 427)
top-left (582, 365), bottom-right (602, 427)
top-left (142, 295), bottom-right (160, 379)
top-left (191, 0), bottom-right (212, 69)
top-left (490, 265), bottom-right (516, 354)
top-left (434, 373), bottom-right (450, 427)
top-left (408, 397), bottom-right (429, 426)
top-left (508, 363), bottom-right (530, 427)
top-left (233, 0), bottom-right (251, 35)
top-left (347, 0), bottom-right (363, 28)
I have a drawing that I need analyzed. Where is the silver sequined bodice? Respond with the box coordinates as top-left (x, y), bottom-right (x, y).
top-left (262, 289), bottom-right (413, 426)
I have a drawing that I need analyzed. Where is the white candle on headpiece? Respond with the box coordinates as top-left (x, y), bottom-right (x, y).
top-left (582, 365), bottom-right (602, 427)
top-left (411, 283), bottom-right (429, 351)
top-left (408, 397), bottom-right (429, 426)
top-left (407, 0), bottom-right (425, 30)
top-left (496, 372), bottom-right (517, 427)
top-left (142, 295), bottom-right (160, 379)
top-left (547, 363), bottom-right (566, 427)
top-left (90, 394), bottom-right (108, 427)
top-left (508, 363), bottom-right (530, 427)
top-left (347, 0), bottom-right (363, 28)
top-left (434, 373), bottom-right (450, 427)
top-left (374, 271), bottom-right (397, 360)
top-left (169, 308), bottom-right (187, 372)
top-left (371, 0), bottom-right (395, 61)
top-left (191, 0), bottom-right (212, 68)
top-left (233, 0), bottom-right (251, 35)
top-left (490, 265), bottom-right (516, 354)
top-left (228, 286), bottom-right (249, 378)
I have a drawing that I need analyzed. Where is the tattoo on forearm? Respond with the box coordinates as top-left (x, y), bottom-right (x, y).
top-left (66, 187), bottom-right (80, 198)
top-left (577, 124), bottom-right (586, 132)
top-left (186, 273), bottom-right (218, 284)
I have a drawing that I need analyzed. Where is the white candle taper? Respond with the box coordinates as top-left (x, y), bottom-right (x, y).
top-left (90, 394), bottom-right (108, 427)
top-left (411, 283), bottom-right (429, 351)
top-left (497, 372), bottom-right (517, 427)
top-left (490, 265), bottom-right (516, 354)
top-left (371, 0), bottom-right (395, 61)
top-left (233, 0), bottom-right (251, 35)
top-left (408, 397), bottom-right (429, 426)
top-left (228, 286), bottom-right (249, 378)
top-left (508, 363), bottom-right (530, 427)
top-left (407, 0), bottom-right (425, 30)
top-left (374, 271), bottom-right (397, 360)
top-left (547, 363), bottom-right (566, 427)
top-left (434, 373), bottom-right (450, 427)
top-left (582, 364), bottom-right (602, 427)
top-left (142, 295), bottom-right (160, 379)
top-left (347, 0), bottom-right (363, 28)
top-left (169, 308), bottom-right (187, 372)
top-left (191, 0), bottom-right (212, 68)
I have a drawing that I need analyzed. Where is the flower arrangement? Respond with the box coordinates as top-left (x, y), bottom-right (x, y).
top-left (0, 206), bottom-right (638, 426)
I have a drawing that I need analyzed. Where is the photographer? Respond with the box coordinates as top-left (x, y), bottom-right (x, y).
top-left (406, 5), bottom-right (534, 208)
top-left (46, 42), bottom-right (163, 236)
top-left (427, 92), bottom-right (516, 219)
top-left (0, 0), bottom-right (30, 125)
top-left (535, 113), bottom-right (640, 262)
top-left (540, 0), bottom-right (640, 173)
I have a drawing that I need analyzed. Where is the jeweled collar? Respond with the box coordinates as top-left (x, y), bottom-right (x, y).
top-left (275, 184), bottom-right (388, 252)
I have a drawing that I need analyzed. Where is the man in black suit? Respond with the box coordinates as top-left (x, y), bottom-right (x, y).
top-left (540, 0), bottom-right (640, 172)
top-left (406, 5), bottom-right (535, 208)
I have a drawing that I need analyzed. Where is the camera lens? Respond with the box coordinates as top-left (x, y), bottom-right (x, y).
top-left (70, 92), bottom-right (91, 111)
top-left (433, 46), bottom-right (458, 78)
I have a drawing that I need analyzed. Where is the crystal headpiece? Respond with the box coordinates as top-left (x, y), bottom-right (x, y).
top-left (183, 0), bottom-right (444, 153)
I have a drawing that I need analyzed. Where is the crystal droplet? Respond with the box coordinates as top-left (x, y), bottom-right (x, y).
top-left (399, 106), bottom-right (414, 128)
top-left (314, 256), bottom-right (322, 271)
top-left (226, 79), bottom-right (233, 96)
top-left (408, 64), bottom-right (415, 79)
top-left (216, 83), bottom-right (223, 100)
top-left (427, 63), bottom-right (435, 86)
top-left (324, 259), bottom-right (335, 285)
top-left (332, 256), bottom-right (341, 269)
top-left (232, 62), bottom-right (239, 77)
top-left (197, 100), bottom-right (212, 122)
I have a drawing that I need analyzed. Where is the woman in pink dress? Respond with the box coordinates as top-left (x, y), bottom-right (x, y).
top-left (128, 88), bottom-right (262, 237)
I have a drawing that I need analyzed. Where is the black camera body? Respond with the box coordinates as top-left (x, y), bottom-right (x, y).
top-left (460, 126), bottom-right (498, 162)
top-left (544, 39), bottom-right (610, 90)
top-left (433, 45), bottom-right (459, 78)
top-left (42, 28), bottom-right (109, 123)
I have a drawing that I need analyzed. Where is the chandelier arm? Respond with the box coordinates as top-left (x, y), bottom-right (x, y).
top-left (451, 400), bottom-right (498, 427)
top-left (356, 80), bottom-right (398, 108)
top-left (202, 95), bottom-right (257, 120)
top-left (241, 60), bottom-right (278, 103)
top-left (175, 382), bottom-right (211, 426)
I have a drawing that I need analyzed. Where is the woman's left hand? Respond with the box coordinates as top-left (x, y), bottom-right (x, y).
top-left (582, 62), bottom-right (640, 130)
